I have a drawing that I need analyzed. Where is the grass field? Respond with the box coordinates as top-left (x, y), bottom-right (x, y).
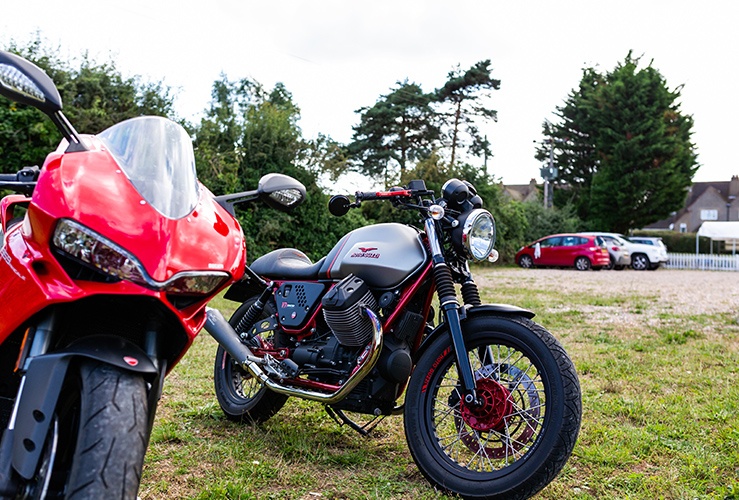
top-left (139, 268), bottom-right (739, 499)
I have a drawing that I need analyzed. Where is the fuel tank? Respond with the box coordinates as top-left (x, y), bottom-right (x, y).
top-left (318, 223), bottom-right (428, 289)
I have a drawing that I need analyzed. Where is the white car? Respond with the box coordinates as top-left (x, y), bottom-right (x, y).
top-left (582, 232), bottom-right (667, 270)
top-left (626, 236), bottom-right (669, 270)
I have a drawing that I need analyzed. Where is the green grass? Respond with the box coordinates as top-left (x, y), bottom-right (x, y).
top-left (139, 269), bottom-right (739, 499)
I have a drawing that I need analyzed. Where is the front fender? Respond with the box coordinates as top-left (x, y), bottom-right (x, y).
top-left (414, 303), bottom-right (535, 362)
top-left (10, 336), bottom-right (157, 480)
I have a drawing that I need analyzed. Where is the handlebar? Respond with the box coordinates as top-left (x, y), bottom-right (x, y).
top-left (354, 189), bottom-right (414, 201)
top-left (0, 166), bottom-right (39, 196)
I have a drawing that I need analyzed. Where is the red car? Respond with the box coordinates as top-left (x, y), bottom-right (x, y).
top-left (516, 233), bottom-right (610, 271)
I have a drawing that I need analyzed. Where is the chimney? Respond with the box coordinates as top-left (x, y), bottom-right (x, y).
top-left (730, 175), bottom-right (739, 197)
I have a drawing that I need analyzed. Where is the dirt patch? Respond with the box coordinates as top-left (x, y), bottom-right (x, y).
top-left (478, 268), bottom-right (739, 317)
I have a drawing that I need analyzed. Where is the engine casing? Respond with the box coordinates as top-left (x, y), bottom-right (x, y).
top-left (322, 275), bottom-right (378, 347)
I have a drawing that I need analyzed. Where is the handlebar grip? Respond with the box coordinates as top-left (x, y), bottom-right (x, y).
top-left (356, 189), bottom-right (413, 201)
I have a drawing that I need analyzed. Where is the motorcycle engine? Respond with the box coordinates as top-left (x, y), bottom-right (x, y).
top-left (322, 275), bottom-right (378, 347)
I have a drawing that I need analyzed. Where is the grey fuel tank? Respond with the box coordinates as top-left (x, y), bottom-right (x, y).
top-left (318, 223), bottom-right (428, 289)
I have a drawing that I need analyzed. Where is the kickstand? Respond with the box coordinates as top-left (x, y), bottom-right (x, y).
top-left (325, 406), bottom-right (385, 436)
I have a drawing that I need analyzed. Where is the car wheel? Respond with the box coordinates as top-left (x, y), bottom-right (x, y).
top-left (631, 253), bottom-right (649, 271)
top-left (574, 256), bottom-right (591, 271)
top-left (518, 255), bottom-right (534, 269)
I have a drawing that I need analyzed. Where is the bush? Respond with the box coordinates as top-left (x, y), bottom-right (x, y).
top-left (631, 230), bottom-right (734, 254)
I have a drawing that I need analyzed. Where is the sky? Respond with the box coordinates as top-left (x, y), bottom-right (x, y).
top-left (2, 0), bottom-right (738, 188)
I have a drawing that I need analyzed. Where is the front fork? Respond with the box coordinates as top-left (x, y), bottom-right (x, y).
top-left (424, 219), bottom-right (480, 405)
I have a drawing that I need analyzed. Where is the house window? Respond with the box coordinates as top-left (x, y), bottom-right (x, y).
top-left (700, 209), bottom-right (718, 221)
top-left (679, 223), bottom-right (687, 233)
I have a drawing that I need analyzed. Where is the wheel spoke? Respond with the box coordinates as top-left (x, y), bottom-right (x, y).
top-left (428, 339), bottom-right (550, 473)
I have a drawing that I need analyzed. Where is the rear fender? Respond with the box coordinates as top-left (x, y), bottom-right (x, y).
top-left (9, 335), bottom-right (157, 480)
top-left (414, 303), bottom-right (535, 363)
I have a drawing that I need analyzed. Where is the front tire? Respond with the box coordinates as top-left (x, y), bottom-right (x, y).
top-left (35, 361), bottom-right (149, 500)
top-left (213, 298), bottom-right (288, 423)
top-left (518, 255), bottom-right (534, 269)
top-left (404, 315), bottom-right (581, 499)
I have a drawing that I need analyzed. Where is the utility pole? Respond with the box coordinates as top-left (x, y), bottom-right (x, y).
top-left (539, 137), bottom-right (558, 209)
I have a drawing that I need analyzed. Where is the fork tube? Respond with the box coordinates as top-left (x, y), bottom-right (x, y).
top-left (424, 218), bottom-right (478, 403)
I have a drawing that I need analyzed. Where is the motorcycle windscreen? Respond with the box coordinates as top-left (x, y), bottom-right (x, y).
top-left (97, 116), bottom-right (199, 219)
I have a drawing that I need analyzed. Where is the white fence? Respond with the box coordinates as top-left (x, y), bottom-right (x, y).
top-left (665, 252), bottom-right (739, 271)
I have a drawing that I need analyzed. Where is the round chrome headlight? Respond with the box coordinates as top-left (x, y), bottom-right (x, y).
top-left (461, 209), bottom-right (496, 261)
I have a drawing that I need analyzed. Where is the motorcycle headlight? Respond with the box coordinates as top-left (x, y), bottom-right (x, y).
top-left (456, 209), bottom-right (496, 261)
top-left (52, 219), bottom-right (229, 295)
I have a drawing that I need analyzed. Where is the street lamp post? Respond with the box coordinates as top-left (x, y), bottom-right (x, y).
top-left (539, 138), bottom-right (558, 209)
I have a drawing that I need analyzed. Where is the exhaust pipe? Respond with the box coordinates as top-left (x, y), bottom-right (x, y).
top-left (204, 307), bottom-right (383, 404)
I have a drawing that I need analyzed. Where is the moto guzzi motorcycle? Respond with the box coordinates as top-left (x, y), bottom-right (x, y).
top-left (0, 50), bottom-right (305, 498)
top-left (204, 180), bottom-right (583, 498)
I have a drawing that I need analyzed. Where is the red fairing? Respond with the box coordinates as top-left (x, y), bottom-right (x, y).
top-left (30, 139), bottom-right (245, 282)
top-left (0, 136), bottom-right (246, 356)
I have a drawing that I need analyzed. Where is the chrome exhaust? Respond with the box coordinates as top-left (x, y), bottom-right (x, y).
top-left (204, 307), bottom-right (383, 404)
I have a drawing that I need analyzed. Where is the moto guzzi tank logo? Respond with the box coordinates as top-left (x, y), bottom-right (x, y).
top-left (350, 247), bottom-right (380, 259)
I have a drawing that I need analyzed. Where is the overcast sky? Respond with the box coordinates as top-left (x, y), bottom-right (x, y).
top-left (3, 1), bottom-right (738, 187)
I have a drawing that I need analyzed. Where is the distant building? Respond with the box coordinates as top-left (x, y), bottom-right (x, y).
top-left (644, 175), bottom-right (739, 233)
top-left (501, 179), bottom-right (540, 203)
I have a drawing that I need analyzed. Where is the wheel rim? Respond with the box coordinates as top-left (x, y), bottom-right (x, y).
top-left (430, 342), bottom-right (546, 472)
top-left (575, 258), bottom-right (589, 270)
top-left (520, 256), bottom-right (532, 268)
top-left (633, 255), bottom-right (647, 270)
top-left (223, 351), bottom-right (264, 401)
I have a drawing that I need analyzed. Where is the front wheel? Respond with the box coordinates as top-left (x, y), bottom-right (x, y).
top-left (404, 315), bottom-right (581, 499)
top-left (31, 361), bottom-right (149, 499)
top-left (517, 255), bottom-right (534, 269)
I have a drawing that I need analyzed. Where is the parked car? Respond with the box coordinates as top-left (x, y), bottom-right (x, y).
top-left (516, 233), bottom-right (610, 271)
top-left (582, 232), bottom-right (667, 270)
top-left (580, 232), bottom-right (631, 270)
top-left (627, 236), bottom-right (669, 262)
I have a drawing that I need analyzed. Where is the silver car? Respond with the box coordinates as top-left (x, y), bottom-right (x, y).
top-left (580, 232), bottom-right (631, 270)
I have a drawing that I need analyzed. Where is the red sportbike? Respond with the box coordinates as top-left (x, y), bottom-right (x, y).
top-left (0, 51), bottom-right (305, 498)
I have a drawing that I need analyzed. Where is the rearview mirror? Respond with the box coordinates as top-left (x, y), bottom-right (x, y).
top-left (328, 195), bottom-right (351, 216)
top-left (0, 50), bottom-right (86, 151)
top-left (258, 173), bottom-right (306, 212)
top-left (213, 173), bottom-right (307, 216)
top-left (0, 50), bottom-right (63, 116)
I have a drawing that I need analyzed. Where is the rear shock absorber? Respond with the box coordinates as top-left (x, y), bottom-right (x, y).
top-left (233, 266), bottom-right (276, 338)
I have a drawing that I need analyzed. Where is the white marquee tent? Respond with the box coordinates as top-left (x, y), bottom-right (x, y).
top-left (696, 221), bottom-right (739, 254)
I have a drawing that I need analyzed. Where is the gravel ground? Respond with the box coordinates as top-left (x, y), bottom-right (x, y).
top-left (479, 267), bottom-right (739, 317)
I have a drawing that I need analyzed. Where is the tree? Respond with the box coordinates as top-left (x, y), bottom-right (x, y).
top-left (536, 68), bottom-right (603, 218)
top-left (347, 81), bottom-right (440, 188)
top-left (194, 76), bottom-right (364, 261)
top-left (539, 53), bottom-right (698, 232)
top-left (435, 60), bottom-right (500, 168)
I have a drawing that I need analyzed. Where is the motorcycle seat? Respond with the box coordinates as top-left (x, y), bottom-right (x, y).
top-left (250, 248), bottom-right (326, 280)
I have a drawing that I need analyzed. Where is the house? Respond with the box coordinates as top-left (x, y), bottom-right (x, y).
top-left (501, 179), bottom-right (540, 203)
top-left (644, 175), bottom-right (739, 233)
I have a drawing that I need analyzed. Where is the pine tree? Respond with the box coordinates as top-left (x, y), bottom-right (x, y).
top-left (539, 53), bottom-right (698, 232)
